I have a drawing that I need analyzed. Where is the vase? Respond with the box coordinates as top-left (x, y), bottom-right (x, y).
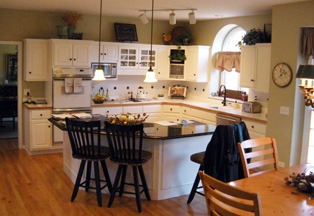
top-left (67, 26), bottom-right (76, 39)
top-left (56, 25), bottom-right (68, 39)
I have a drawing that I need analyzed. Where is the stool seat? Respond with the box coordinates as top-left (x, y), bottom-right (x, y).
top-left (190, 151), bottom-right (205, 164)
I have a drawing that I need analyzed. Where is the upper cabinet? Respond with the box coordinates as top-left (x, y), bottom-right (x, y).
top-left (118, 44), bottom-right (157, 75)
top-left (24, 39), bottom-right (49, 81)
top-left (240, 43), bottom-right (271, 92)
top-left (91, 42), bottom-right (119, 63)
top-left (185, 46), bottom-right (210, 82)
top-left (156, 45), bottom-right (170, 80)
top-left (50, 39), bottom-right (93, 68)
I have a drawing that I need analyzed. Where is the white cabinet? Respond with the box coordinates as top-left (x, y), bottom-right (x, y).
top-left (156, 46), bottom-right (169, 80)
top-left (118, 45), bottom-right (157, 75)
top-left (24, 107), bottom-right (54, 153)
top-left (50, 39), bottom-right (92, 68)
top-left (143, 104), bottom-right (162, 122)
top-left (240, 44), bottom-right (271, 92)
top-left (91, 42), bottom-right (118, 63)
top-left (180, 106), bottom-right (216, 124)
top-left (244, 119), bottom-right (266, 138)
top-left (185, 46), bottom-right (210, 82)
top-left (92, 106), bottom-right (123, 116)
top-left (24, 39), bottom-right (49, 81)
top-left (162, 104), bottom-right (180, 121)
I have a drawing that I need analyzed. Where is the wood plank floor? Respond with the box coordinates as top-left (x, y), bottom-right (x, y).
top-left (0, 139), bottom-right (208, 216)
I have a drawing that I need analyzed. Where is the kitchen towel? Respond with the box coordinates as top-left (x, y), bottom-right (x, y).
top-left (64, 78), bottom-right (73, 93)
top-left (73, 78), bottom-right (83, 93)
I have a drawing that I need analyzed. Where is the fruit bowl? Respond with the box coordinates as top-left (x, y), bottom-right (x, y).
top-left (93, 98), bottom-right (105, 104)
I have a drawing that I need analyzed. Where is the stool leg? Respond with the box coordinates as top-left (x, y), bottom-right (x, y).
top-left (138, 165), bottom-right (151, 201)
top-left (132, 165), bottom-right (142, 213)
top-left (187, 164), bottom-right (203, 204)
top-left (108, 164), bottom-right (123, 208)
top-left (100, 160), bottom-right (112, 193)
top-left (94, 161), bottom-right (102, 207)
top-left (119, 165), bottom-right (127, 197)
top-left (71, 160), bottom-right (86, 202)
top-left (85, 161), bottom-right (92, 192)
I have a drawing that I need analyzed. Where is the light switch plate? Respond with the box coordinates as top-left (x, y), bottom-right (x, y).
top-left (280, 106), bottom-right (289, 115)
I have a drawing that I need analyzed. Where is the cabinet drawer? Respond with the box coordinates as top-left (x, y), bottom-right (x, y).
top-left (31, 110), bottom-right (51, 119)
top-left (162, 105), bottom-right (180, 113)
top-left (143, 104), bottom-right (162, 113)
top-left (245, 120), bottom-right (266, 135)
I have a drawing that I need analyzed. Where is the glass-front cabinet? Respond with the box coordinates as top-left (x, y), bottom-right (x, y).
top-left (118, 45), bottom-right (157, 75)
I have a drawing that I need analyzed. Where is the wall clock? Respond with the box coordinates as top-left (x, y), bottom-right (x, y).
top-left (272, 62), bottom-right (293, 88)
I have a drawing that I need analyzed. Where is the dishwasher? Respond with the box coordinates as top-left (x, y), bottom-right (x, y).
top-left (216, 113), bottom-right (242, 125)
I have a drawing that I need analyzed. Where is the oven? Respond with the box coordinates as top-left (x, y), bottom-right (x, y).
top-left (52, 67), bottom-right (92, 143)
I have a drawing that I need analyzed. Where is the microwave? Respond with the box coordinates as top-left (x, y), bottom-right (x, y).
top-left (91, 62), bottom-right (117, 78)
top-left (169, 64), bottom-right (184, 79)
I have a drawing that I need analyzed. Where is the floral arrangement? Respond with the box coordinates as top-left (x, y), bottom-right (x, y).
top-left (62, 12), bottom-right (82, 26)
top-left (284, 167), bottom-right (314, 195)
top-left (106, 113), bottom-right (149, 125)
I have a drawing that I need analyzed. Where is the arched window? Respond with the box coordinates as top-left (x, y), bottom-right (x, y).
top-left (220, 26), bottom-right (246, 91)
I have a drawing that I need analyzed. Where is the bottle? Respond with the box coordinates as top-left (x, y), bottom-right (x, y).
top-left (27, 92), bottom-right (32, 103)
top-left (105, 89), bottom-right (109, 100)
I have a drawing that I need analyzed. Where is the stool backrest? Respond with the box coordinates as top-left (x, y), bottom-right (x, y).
top-left (104, 122), bottom-right (144, 164)
top-left (65, 118), bottom-right (104, 160)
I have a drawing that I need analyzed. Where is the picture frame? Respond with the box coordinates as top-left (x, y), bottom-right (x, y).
top-left (114, 23), bottom-right (138, 42)
top-left (6, 54), bottom-right (17, 81)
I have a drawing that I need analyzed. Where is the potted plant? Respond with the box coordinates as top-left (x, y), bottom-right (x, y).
top-left (169, 46), bottom-right (187, 62)
top-left (238, 28), bottom-right (271, 46)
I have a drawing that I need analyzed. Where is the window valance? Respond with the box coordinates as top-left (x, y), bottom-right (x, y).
top-left (302, 28), bottom-right (314, 58)
top-left (214, 52), bottom-right (241, 72)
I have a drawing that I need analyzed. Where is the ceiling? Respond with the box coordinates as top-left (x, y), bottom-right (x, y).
top-left (0, 0), bottom-right (306, 21)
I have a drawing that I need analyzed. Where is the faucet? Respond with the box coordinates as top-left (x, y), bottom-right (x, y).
top-left (219, 85), bottom-right (227, 106)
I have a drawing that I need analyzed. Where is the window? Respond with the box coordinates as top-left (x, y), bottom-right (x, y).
top-left (220, 26), bottom-right (246, 91)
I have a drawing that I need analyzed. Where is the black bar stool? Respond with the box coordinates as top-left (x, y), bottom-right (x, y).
top-left (104, 121), bottom-right (152, 213)
top-left (65, 118), bottom-right (112, 207)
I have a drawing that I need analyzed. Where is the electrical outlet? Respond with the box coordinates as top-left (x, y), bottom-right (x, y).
top-left (279, 161), bottom-right (285, 168)
top-left (24, 89), bottom-right (30, 96)
top-left (280, 106), bottom-right (289, 115)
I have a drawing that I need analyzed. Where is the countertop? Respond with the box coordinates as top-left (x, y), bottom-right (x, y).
top-left (48, 115), bottom-right (216, 140)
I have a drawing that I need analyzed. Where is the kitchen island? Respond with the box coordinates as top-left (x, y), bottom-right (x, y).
top-left (50, 116), bottom-right (216, 200)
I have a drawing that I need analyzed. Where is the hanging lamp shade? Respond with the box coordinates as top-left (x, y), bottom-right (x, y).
top-left (144, 67), bottom-right (157, 82)
top-left (92, 0), bottom-right (106, 81)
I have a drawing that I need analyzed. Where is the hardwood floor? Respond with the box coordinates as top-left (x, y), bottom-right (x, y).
top-left (0, 139), bottom-right (208, 215)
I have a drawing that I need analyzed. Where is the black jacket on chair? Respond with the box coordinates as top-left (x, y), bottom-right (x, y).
top-left (203, 122), bottom-right (250, 182)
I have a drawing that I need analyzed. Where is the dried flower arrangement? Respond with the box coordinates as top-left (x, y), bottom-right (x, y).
top-left (284, 167), bottom-right (314, 196)
top-left (106, 113), bottom-right (149, 125)
top-left (62, 12), bottom-right (82, 26)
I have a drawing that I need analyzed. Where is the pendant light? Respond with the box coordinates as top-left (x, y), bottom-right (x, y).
top-left (93, 0), bottom-right (106, 81)
top-left (144, 0), bottom-right (157, 83)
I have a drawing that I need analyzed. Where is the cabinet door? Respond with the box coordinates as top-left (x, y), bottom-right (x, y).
top-left (185, 46), bottom-right (210, 82)
top-left (240, 45), bottom-right (256, 88)
top-left (138, 47), bottom-right (157, 70)
top-left (72, 44), bottom-right (91, 67)
top-left (118, 47), bottom-right (138, 69)
top-left (24, 40), bottom-right (48, 81)
top-left (30, 119), bottom-right (52, 150)
top-left (53, 43), bottom-right (73, 66)
top-left (156, 46), bottom-right (169, 79)
top-left (255, 44), bottom-right (271, 92)
top-left (102, 45), bottom-right (118, 62)
top-left (92, 106), bottom-right (123, 116)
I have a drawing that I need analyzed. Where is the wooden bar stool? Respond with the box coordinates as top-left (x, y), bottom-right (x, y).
top-left (104, 122), bottom-right (152, 213)
top-left (65, 118), bottom-right (112, 207)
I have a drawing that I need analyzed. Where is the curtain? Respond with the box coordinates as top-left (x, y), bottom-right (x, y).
top-left (302, 28), bottom-right (314, 58)
top-left (214, 52), bottom-right (241, 72)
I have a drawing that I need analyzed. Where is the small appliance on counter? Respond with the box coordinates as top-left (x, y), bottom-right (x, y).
top-left (168, 85), bottom-right (187, 99)
top-left (242, 101), bottom-right (262, 113)
top-left (136, 86), bottom-right (146, 99)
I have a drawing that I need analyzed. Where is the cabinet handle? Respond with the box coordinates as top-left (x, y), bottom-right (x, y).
top-left (106, 111), bottom-right (109, 113)
top-left (73, 58), bottom-right (76, 61)
top-left (48, 125), bottom-right (51, 128)
top-left (29, 71), bottom-right (31, 74)
top-left (251, 79), bottom-right (255, 81)
top-left (69, 58), bottom-right (72, 61)
top-left (251, 125), bottom-right (255, 128)
top-left (40, 114), bottom-right (43, 116)
top-left (170, 108), bottom-right (172, 111)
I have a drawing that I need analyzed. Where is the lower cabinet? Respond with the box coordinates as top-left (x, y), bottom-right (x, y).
top-left (24, 107), bottom-right (60, 154)
top-left (244, 119), bottom-right (266, 138)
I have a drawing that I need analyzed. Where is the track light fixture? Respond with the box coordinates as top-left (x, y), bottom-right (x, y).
top-left (139, 12), bottom-right (149, 25)
top-left (138, 8), bottom-right (197, 25)
top-left (169, 10), bottom-right (176, 25)
top-left (189, 10), bottom-right (196, 25)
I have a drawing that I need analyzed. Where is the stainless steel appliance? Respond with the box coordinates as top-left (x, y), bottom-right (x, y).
top-left (91, 62), bottom-right (117, 78)
top-left (52, 67), bottom-right (93, 143)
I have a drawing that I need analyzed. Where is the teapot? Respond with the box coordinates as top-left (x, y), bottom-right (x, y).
top-left (136, 86), bottom-right (146, 99)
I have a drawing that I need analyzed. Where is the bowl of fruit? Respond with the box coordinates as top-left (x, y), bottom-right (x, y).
top-left (93, 95), bottom-right (106, 104)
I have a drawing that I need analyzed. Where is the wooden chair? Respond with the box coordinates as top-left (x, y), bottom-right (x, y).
top-left (199, 171), bottom-right (262, 216)
top-left (65, 118), bottom-right (112, 207)
top-left (237, 137), bottom-right (279, 178)
top-left (104, 122), bottom-right (152, 213)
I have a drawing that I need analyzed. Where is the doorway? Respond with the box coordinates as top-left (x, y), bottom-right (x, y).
top-left (0, 42), bottom-right (22, 148)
